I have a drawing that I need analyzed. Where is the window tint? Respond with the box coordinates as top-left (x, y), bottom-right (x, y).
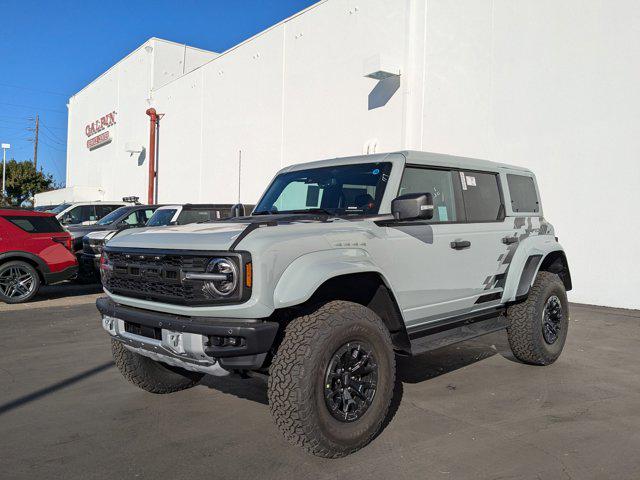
top-left (65, 205), bottom-right (96, 224)
top-left (146, 209), bottom-right (176, 226)
top-left (123, 211), bottom-right (140, 225)
top-left (507, 174), bottom-right (539, 213)
top-left (137, 209), bottom-right (156, 224)
top-left (3, 215), bottom-right (64, 233)
top-left (95, 205), bottom-right (120, 219)
top-left (459, 171), bottom-right (503, 222)
top-left (398, 167), bottom-right (457, 222)
top-left (177, 209), bottom-right (215, 225)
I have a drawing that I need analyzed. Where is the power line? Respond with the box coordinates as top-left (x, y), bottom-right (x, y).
top-left (40, 122), bottom-right (66, 143)
top-left (39, 129), bottom-right (65, 146)
top-left (0, 83), bottom-right (68, 97)
top-left (0, 102), bottom-right (66, 114)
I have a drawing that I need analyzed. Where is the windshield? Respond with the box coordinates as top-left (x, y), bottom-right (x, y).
top-left (146, 208), bottom-right (177, 226)
top-left (254, 162), bottom-right (393, 216)
top-left (96, 206), bottom-right (129, 225)
top-left (48, 203), bottom-right (71, 214)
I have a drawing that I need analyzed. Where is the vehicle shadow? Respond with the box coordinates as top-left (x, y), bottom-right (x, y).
top-left (199, 329), bottom-right (518, 416)
top-left (36, 282), bottom-right (102, 300)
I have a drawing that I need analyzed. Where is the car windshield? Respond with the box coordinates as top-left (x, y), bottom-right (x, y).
top-left (146, 208), bottom-right (177, 226)
top-left (96, 207), bottom-right (129, 225)
top-left (48, 203), bottom-right (71, 214)
top-left (254, 162), bottom-right (393, 216)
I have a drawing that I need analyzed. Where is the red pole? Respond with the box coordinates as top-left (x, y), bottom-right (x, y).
top-left (146, 108), bottom-right (158, 204)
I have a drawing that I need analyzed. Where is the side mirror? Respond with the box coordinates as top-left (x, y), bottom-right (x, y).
top-left (116, 221), bottom-right (129, 230)
top-left (62, 216), bottom-right (72, 225)
top-left (391, 193), bottom-right (434, 221)
top-left (230, 203), bottom-right (245, 218)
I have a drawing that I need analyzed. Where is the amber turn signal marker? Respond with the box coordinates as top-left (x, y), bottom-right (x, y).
top-left (245, 262), bottom-right (252, 288)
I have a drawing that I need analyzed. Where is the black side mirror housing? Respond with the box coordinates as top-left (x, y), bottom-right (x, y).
top-left (230, 203), bottom-right (245, 218)
top-left (391, 193), bottom-right (434, 221)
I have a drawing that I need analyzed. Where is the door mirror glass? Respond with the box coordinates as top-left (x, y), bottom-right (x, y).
top-left (391, 193), bottom-right (434, 221)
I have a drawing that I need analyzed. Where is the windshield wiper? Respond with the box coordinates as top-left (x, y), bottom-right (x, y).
top-left (278, 208), bottom-right (335, 216)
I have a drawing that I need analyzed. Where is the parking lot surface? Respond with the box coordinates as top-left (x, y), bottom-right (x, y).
top-left (1, 295), bottom-right (639, 480)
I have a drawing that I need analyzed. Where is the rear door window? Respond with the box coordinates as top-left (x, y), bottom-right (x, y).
top-left (459, 171), bottom-right (503, 222)
top-left (3, 215), bottom-right (64, 233)
top-left (507, 174), bottom-right (540, 213)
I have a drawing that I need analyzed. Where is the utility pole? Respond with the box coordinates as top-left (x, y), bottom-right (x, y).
top-left (33, 114), bottom-right (39, 169)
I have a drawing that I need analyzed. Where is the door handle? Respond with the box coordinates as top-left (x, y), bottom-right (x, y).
top-left (502, 236), bottom-right (518, 245)
top-left (450, 240), bottom-right (471, 250)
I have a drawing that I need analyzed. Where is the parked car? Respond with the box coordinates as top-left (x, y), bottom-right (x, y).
top-left (145, 203), bottom-right (241, 227)
top-left (81, 204), bottom-right (239, 276)
top-left (32, 205), bottom-right (58, 212)
top-left (96, 151), bottom-right (571, 457)
top-left (50, 201), bottom-right (128, 226)
top-left (68, 204), bottom-right (161, 253)
top-left (0, 208), bottom-right (78, 303)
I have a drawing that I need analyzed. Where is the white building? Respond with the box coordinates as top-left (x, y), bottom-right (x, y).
top-left (36, 0), bottom-right (640, 309)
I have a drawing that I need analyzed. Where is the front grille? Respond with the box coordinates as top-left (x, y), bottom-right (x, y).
top-left (103, 249), bottom-right (241, 305)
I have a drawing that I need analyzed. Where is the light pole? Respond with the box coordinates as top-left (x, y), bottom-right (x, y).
top-left (1, 143), bottom-right (10, 200)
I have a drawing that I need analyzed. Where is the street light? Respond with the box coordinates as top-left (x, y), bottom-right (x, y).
top-left (1, 143), bottom-right (10, 199)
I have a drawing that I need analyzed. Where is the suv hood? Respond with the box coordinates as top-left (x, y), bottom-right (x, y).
top-left (106, 222), bottom-right (250, 251)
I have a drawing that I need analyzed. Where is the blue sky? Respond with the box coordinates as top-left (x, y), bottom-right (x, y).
top-left (0, 0), bottom-right (316, 184)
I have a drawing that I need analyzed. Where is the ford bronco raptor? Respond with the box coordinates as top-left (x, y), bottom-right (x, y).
top-left (97, 151), bottom-right (571, 457)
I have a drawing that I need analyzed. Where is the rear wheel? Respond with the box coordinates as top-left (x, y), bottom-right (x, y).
top-left (0, 260), bottom-right (40, 304)
top-left (268, 301), bottom-right (395, 458)
top-left (111, 339), bottom-right (204, 393)
top-left (506, 271), bottom-right (569, 365)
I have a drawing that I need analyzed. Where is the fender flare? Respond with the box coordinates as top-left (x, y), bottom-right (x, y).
top-left (0, 251), bottom-right (50, 274)
top-left (273, 249), bottom-right (389, 309)
top-left (502, 237), bottom-right (569, 303)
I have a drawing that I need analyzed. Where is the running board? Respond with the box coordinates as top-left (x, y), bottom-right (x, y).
top-left (407, 309), bottom-right (506, 355)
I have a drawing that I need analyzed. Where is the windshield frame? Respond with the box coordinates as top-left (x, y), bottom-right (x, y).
top-left (254, 161), bottom-right (394, 217)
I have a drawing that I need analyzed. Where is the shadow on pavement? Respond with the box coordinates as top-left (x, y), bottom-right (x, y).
top-left (0, 361), bottom-right (114, 416)
top-left (36, 282), bottom-right (102, 300)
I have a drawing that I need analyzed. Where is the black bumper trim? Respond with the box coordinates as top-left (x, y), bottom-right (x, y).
top-left (43, 265), bottom-right (78, 285)
top-left (96, 297), bottom-right (278, 358)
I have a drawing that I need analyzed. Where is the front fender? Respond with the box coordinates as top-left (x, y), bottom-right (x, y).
top-left (502, 235), bottom-right (567, 303)
top-left (273, 249), bottom-right (383, 309)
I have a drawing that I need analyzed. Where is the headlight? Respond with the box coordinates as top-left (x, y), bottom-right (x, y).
top-left (99, 251), bottom-right (112, 284)
top-left (204, 258), bottom-right (238, 296)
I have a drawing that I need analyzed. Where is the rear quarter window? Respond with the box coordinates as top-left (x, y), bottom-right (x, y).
top-left (2, 215), bottom-right (64, 233)
top-left (507, 174), bottom-right (540, 213)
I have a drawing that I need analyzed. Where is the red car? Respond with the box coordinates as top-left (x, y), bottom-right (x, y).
top-left (0, 208), bottom-right (78, 303)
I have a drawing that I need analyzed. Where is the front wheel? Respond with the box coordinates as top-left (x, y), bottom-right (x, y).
top-left (506, 271), bottom-right (569, 365)
top-left (111, 339), bottom-right (204, 393)
top-left (268, 301), bottom-right (396, 458)
top-left (0, 260), bottom-right (40, 304)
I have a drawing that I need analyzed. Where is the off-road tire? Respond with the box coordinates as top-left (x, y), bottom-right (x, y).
top-left (0, 260), bottom-right (41, 304)
top-left (268, 301), bottom-right (396, 458)
top-left (111, 339), bottom-right (204, 393)
top-left (506, 271), bottom-right (569, 365)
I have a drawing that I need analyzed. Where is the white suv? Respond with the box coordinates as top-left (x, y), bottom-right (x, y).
top-left (51, 202), bottom-right (127, 226)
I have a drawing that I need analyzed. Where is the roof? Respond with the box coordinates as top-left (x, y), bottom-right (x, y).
top-left (0, 208), bottom-right (55, 217)
top-left (281, 151), bottom-right (533, 174)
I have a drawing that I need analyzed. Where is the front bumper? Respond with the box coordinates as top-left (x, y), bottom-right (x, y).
top-left (96, 297), bottom-right (278, 372)
top-left (80, 252), bottom-right (100, 276)
top-left (43, 265), bottom-right (79, 285)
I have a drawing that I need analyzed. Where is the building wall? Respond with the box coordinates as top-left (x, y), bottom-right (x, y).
top-left (418, 0), bottom-right (640, 308)
top-left (61, 0), bottom-right (640, 309)
top-left (64, 38), bottom-right (218, 203)
top-left (153, 0), bottom-right (409, 205)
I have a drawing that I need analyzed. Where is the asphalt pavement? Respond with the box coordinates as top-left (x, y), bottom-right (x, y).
top-left (1, 291), bottom-right (639, 479)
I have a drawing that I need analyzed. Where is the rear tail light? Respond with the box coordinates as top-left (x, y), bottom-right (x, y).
top-left (52, 236), bottom-right (73, 252)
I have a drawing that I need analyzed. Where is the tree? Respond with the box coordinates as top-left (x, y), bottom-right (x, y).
top-left (0, 159), bottom-right (55, 207)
